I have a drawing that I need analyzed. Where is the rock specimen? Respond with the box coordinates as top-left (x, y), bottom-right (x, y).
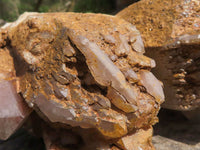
top-left (0, 12), bottom-right (164, 149)
top-left (117, 0), bottom-right (200, 111)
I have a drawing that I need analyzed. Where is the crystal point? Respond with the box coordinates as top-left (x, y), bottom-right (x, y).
top-left (0, 80), bottom-right (31, 140)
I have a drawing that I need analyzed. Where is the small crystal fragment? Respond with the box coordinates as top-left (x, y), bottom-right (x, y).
top-left (107, 87), bottom-right (138, 113)
top-left (140, 70), bottom-right (164, 103)
top-left (128, 51), bottom-right (156, 68)
top-left (115, 34), bottom-right (130, 56)
top-left (129, 33), bottom-right (145, 53)
top-left (123, 69), bottom-right (139, 83)
top-left (116, 127), bottom-right (154, 150)
top-left (102, 34), bottom-right (116, 44)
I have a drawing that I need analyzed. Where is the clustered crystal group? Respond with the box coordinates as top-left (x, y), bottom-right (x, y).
top-left (0, 12), bottom-right (164, 150)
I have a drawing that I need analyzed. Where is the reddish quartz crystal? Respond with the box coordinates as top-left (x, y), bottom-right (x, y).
top-left (0, 80), bottom-right (31, 140)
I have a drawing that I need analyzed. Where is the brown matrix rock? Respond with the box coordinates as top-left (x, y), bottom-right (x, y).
top-left (117, 0), bottom-right (200, 111)
top-left (0, 12), bottom-right (164, 149)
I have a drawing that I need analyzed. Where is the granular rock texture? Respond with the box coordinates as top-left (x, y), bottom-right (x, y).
top-left (117, 0), bottom-right (200, 111)
top-left (117, 0), bottom-right (200, 48)
top-left (0, 49), bottom-right (15, 81)
top-left (116, 126), bottom-right (154, 150)
top-left (0, 12), bottom-right (164, 149)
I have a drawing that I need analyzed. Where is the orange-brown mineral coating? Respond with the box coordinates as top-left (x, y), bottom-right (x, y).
top-left (0, 28), bottom-right (8, 47)
top-left (117, 0), bottom-right (200, 47)
top-left (6, 12), bottom-right (163, 139)
top-left (0, 48), bottom-right (15, 80)
top-left (0, 48), bottom-right (21, 92)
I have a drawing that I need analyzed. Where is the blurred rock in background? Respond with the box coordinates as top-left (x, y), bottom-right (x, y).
top-left (0, 0), bottom-right (20, 21)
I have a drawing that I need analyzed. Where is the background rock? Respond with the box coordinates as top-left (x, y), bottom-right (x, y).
top-left (117, 0), bottom-right (200, 111)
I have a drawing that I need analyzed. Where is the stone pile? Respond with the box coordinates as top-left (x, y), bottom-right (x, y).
top-left (0, 12), bottom-right (164, 149)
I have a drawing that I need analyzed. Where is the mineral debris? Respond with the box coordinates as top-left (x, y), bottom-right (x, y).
top-left (0, 12), bottom-right (164, 149)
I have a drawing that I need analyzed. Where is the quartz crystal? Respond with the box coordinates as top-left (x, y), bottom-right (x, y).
top-left (0, 80), bottom-right (31, 140)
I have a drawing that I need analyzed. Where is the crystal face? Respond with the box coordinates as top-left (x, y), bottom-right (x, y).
top-left (0, 80), bottom-right (31, 140)
top-left (140, 70), bottom-right (164, 103)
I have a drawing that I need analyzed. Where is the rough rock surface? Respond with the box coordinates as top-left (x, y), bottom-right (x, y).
top-left (0, 12), bottom-right (164, 149)
top-left (116, 126), bottom-right (154, 150)
top-left (0, 49), bottom-right (15, 81)
top-left (117, 0), bottom-right (200, 111)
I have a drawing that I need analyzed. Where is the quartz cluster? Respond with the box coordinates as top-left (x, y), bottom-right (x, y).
top-left (0, 12), bottom-right (164, 149)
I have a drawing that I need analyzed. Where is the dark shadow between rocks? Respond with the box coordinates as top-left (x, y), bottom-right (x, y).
top-left (154, 108), bottom-right (200, 145)
top-left (145, 45), bottom-right (200, 111)
top-left (0, 128), bottom-right (45, 150)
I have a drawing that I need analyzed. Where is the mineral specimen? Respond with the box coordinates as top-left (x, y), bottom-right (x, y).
top-left (117, 0), bottom-right (200, 111)
top-left (0, 12), bottom-right (164, 149)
